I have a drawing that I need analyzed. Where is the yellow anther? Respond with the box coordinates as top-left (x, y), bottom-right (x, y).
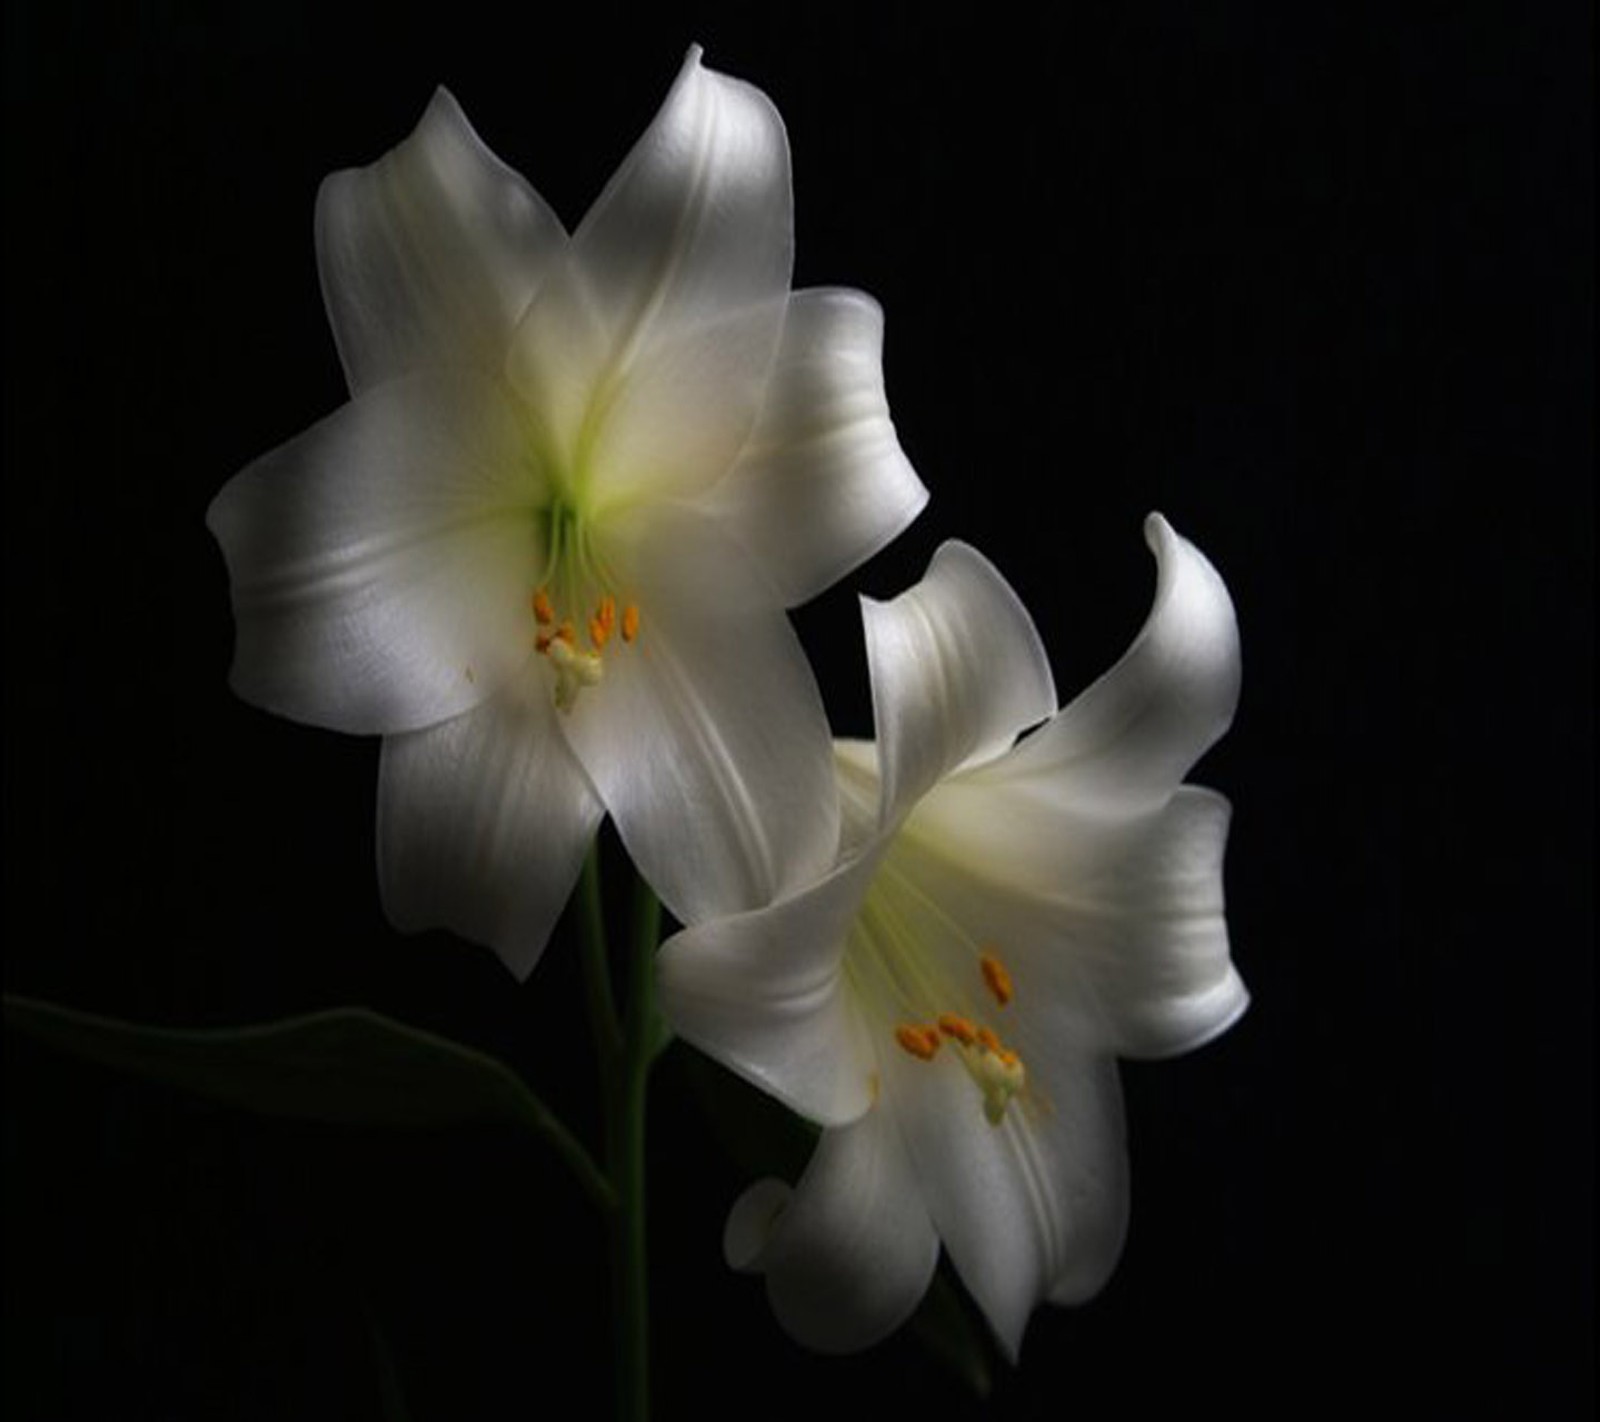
top-left (938, 1012), bottom-right (977, 1046)
top-left (894, 1024), bottom-right (941, 1061)
top-left (979, 952), bottom-right (1014, 1007)
top-left (622, 603), bottom-right (640, 643)
top-left (533, 588), bottom-right (555, 625)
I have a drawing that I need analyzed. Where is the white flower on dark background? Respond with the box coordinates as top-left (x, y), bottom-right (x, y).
top-left (660, 517), bottom-right (1245, 1356)
top-left (208, 49), bottom-right (927, 975)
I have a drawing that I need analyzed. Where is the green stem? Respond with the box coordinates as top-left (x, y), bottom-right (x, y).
top-left (577, 841), bottom-right (660, 1422)
top-left (609, 871), bottom-right (659, 1422)
top-left (578, 846), bottom-right (623, 1082)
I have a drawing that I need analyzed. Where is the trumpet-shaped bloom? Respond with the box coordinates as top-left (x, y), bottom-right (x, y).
top-left (206, 50), bottom-right (927, 976)
top-left (658, 516), bottom-right (1245, 1357)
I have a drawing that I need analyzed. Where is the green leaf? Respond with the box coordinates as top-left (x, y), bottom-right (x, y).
top-left (4, 994), bottom-right (613, 1210)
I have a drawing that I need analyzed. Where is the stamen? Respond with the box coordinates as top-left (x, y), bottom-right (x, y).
top-left (531, 584), bottom-right (637, 711)
top-left (937, 1012), bottom-right (977, 1046)
top-left (976, 1025), bottom-right (1002, 1054)
top-left (589, 595), bottom-right (617, 650)
top-left (622, 603), bottom-right (640, 643)
top-left (979, 952), bottom-right (1014, 1007)
top-left (894, 1023), bottom-right (941, 1061)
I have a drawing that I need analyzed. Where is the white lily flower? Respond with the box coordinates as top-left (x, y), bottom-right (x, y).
top-left (658, 515), bottom-right (1245, 1358)
top-left (206, 50), bottom-right (927, 976)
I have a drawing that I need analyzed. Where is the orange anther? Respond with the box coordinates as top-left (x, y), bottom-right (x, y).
top-left (976, 1026), bottom-right (1002, 1054)
top-left (533, 588), bottom-right (555, 625)
top-left (536, 631), bottom-right (555, 654)
top-left (597, 595), bottom-right (616, 630)
top-left (556, 621), bottom-right (576, 646)
top-left (937, 1013), bottom-right (977, 1046)
top-left (622, 603), bottom-right (640, 643)
top-left (980, 952), bottom-right (1014, 1007)
top-left (589, 615), bottom-right (611, 650)
top-left (894, 1024), bottom-right (941, 1061)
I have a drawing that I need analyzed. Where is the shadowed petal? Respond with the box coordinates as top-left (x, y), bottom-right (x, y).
top-left (707, 288), bottom-right (928, 606)
top-left (862, 541), bottom-right (1056, 824)
top-left (206, 376), bottom-right (537, 735)
top-left (317, 88), bottom-right (565, 393)
top-left (378, 679), bottom-right (604, 980)
top-left (725, 1110), bottom-right (940, 1354)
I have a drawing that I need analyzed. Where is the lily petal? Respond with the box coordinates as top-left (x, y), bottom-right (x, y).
top-left (890, 1042), bottom-right (1128, 1361)
top-left (508, 47), bottom-right (792, 503)
top-left (657, 846), bottom-right (882, 1126)
top-left (986, 514), bottom-right (1241, 819)
top-left (725, 1110), bottom-right (940, 1354)
top-left (317, 88), bottom-right (565, 393)
top-left (707, 288), bottom-right (929, 606)
top-left (206, 376), bottom-right (537, 735)
top-left (559, 505), bottom-right (839, 925)
top-left (906, 781), bottom-right (1248, 1058)
top-left (862, 541), bottom-right (1057, 824)
top-left (377, 679), bottom-right (604, 980)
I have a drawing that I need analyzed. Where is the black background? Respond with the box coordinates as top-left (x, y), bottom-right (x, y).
top-left (3, 4), bottom-right (1592, 1419)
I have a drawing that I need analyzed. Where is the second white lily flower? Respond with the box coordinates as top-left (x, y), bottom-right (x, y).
top-left (207, 50), bottom-right (927, 975)
top-left (659, 515), bottom-right (1246, 1358)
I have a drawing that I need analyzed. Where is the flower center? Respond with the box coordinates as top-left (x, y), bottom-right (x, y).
top-left (531, 498), bottom-right (641, 712)
top-left (890, 952), bottom-right (1027, 1126)
top-left (847, 845), bottom-right (1028, 1128)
